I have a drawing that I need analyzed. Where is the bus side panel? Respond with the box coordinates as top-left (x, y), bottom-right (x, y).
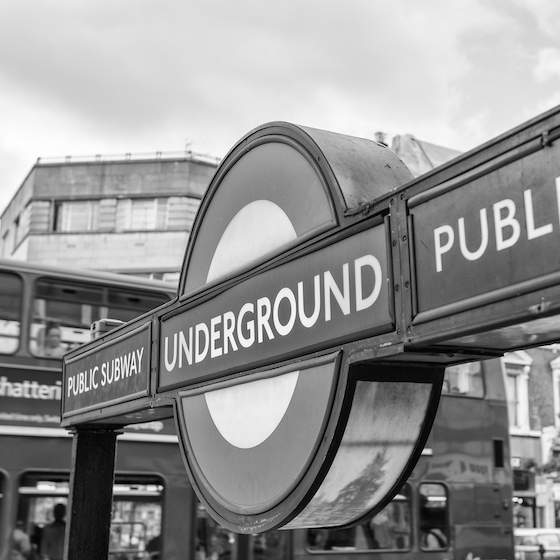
top-left (163, 473), bottom-right (197, 560)
top-left (455, 525), bottom-right (514, 560)
top-left (0, 436), bottom-right (72, 471)
top-left (110, 440), bottom-right (197, 560)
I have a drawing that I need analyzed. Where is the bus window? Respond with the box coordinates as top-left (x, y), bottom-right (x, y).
top-left (17, 474), bottom-right (68, 558)
top-left (196, 503), bottom-right (235, 559)
top-left (443, 362), bottom-right (484, 397)
top-left (111, 480), bottom-right (163, 560)
top-left (106, 288), bottom-right (170, 323)
top-left (306, 485), bottom-right (411, 552)
top-left (30, 279), bottom-right (170, 358)
top-left (0, 271), bottom-right (22, 354)
top-left (30, 280), bottom-right (104, 357)
top-left (419, 483), bottom-right (449, 551)
top-left (252, 530), bottom-right (288, 559)
top-left (17, 473), bottom-right (163, 559)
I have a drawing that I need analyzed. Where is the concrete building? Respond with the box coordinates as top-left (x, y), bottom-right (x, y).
top-left (0, 133), bottom-right (459, 278)
top-left (390, 133), bottom-right (462, 177)
top-left (0, 151), bottom-right (219, 281)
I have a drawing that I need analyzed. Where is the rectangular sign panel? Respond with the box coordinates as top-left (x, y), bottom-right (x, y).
top-left (0, 367), bottom-right (62, 428)
top-left (159, 225), bottom-right (392, 389)
top-left (62, 323), bottom-right (151, 417)
top-left (411, 139), bottom-right (560, 322)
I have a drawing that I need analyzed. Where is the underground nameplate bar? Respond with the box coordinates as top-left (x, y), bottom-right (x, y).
top-left (63, 324), bottom-right (151, 416)
top-left (159, 225), bottom-right (391, 389)
top-left (411, 141), bottom-right (560, 316)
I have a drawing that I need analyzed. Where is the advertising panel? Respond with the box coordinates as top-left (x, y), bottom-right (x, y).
top-left (0, 366), bottom-right (62, 428)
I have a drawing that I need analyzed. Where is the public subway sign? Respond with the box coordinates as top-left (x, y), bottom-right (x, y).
top-left (63, 120), bottom-right (513, 533)
top-left (60, 107), bottom-right (560, 533)
top-left (164, 123), bottom-right (443, 534)
top-left (407, 109), bottom-right (560, 350)
top-left (63, 324), bottom-right (150, 416)
top-left (159, 226), bottom-right (390, 388)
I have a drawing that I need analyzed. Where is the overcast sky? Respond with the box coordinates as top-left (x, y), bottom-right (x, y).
top-left (2, 0), bottom-right (560, 214)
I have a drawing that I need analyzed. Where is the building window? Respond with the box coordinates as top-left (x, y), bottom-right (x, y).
top-left (505, 366), bottom-right (521, 426)
top-left (51, 196), bottom-right (201, 233)
top-left (550, 354), bottom-right (560, 431)
top-left (116, 198), bottom-right (168, 231)
top-left (502, 351), bottom-right (532, 432)
top-left (55, 201), bottom-right (100, 232)
top-left (1, 231), bottom-right (9, 257)
top-left (442, 362), bottom-right (484, 397)
top-left (13, 216), bottom-right (21, 246)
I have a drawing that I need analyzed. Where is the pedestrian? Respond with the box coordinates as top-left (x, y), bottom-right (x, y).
top-left (41, 504), bottom-right (66, 560)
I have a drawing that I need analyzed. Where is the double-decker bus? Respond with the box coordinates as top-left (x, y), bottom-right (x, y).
top-left (195, 359), bottom-right (514, 560)
top-left (0, 259), bottom-right (183, 560)
top-left (288, 359), bottom-right (514, 560)
top-left (0, 259), bottom-right (514, 560)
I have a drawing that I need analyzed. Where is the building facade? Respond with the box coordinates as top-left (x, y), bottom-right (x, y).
top-left (499, 346), bottom-right (560, 529)
top-left (0, 152), bottom-right (219, 281)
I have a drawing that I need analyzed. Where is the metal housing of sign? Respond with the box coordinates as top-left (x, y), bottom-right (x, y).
top-left (62, 122), bottom-right (447, 534)
top-left (61, 106), bottom-right (560, 535)
top-left (166, 123), bottom-right (443, 532)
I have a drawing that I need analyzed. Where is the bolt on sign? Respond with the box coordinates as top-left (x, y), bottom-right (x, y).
top-left (62, 122), bottom-right (446, 533)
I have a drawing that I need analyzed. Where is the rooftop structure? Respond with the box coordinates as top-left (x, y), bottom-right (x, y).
top-left (0, 151), bottom-right (219, 280)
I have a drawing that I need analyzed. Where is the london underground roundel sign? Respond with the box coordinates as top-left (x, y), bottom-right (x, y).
top-left (161, 123), bottom-right (444, 532)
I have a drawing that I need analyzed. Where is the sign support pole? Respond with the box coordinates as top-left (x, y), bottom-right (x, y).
top-left (237, 534), bottom-right (253, 559)
top-left (64, 426), bottom-right (120, 560)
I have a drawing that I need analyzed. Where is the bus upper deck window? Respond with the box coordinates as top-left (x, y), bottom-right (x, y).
top-left (443, 362), bottom-right (484, 397)
top-left (0, 272), bottom-right (22, 354)
top-left (30, 280), bottom-right (103, 358)
top-left (306, 484), bottom-right (412, 552)
top-left (106, 289), bottom-right (170, 323)
top-left (419, 483), bottom-right (449, 551)
top-left (30, 278), bottom-right (171, 359)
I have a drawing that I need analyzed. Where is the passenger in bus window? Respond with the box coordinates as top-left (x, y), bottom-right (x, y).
top-left (41, 503), bottom-right (66, 560)
top-left (12, 520), bottom-right (32, 560)
top-left (39, 323), bottom-right (66, 358)
top-left (307, 529), bottom-right (329, 550)
top-left (419, 487), bottom-right (448, 550)
top-left (420, 523), bottom-right (447, 550)
top-left (146, 532), bottom-right (161, 559)
top-left (208, 531), bottom-right (232, 559)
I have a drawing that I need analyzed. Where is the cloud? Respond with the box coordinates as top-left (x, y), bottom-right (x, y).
top-left (1, 0), bottom-right (560, 215)
top-left (535, 48), bottom-right (560, 82)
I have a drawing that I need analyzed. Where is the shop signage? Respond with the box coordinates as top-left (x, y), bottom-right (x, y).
top-left (0, 367), bottom-right (62, 428)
